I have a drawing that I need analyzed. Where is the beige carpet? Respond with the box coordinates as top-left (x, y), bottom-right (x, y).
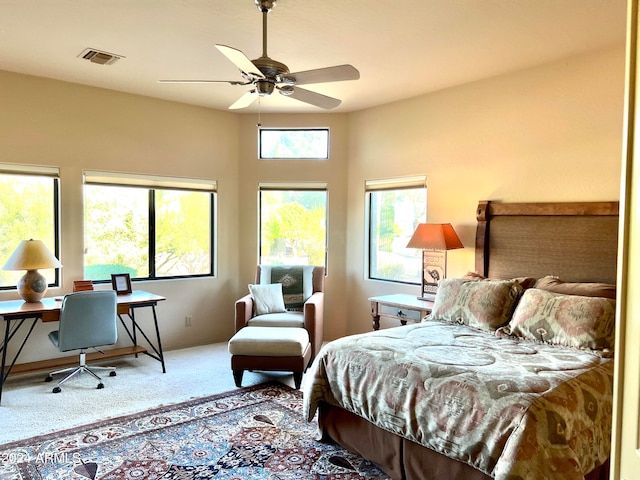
top-left (0, 342), bottom-right (298, 445)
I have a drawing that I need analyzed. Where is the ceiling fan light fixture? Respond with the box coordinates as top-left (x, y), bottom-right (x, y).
top-left (278, 85), bottom-right (294, 96)
top-left (278, 75), bottom-right (296, 85)
top-left (256, 79), bottom-right (275, 96)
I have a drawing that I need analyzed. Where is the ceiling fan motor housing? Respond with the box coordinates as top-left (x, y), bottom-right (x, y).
top-left (252, 56), bottom-right (289, 80)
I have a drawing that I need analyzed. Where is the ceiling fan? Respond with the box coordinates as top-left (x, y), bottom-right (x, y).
top-left (159, 0), bottom-right (359, 110)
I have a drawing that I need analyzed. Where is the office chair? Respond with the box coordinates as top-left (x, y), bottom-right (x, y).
top-left (45, 290), bottom-right (118, 393)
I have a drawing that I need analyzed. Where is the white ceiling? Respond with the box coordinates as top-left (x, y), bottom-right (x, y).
top-left (0, 0), bottom-right (628, 113)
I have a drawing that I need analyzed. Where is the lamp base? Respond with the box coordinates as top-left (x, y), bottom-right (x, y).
top-left (17, 269), bottom-right (48, 303)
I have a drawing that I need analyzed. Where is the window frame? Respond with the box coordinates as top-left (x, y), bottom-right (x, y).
top-left (258, 128), bottom-right (330, 160)
top-left (366, 175), bottom-right (427, 285)
top-left (0, 165), bottom-right (61, 291)
top-left (83, 171), bottom-right (216, 283)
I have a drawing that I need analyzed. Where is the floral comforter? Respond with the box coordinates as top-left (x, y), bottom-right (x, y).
top-left (303, 321), bottom-right (613, 479)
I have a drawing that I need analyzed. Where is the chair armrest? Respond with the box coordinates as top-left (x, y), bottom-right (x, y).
top-left (235, 294), bottom-right (254, 332)
top-left (304, 291), bottom-right (324, 361)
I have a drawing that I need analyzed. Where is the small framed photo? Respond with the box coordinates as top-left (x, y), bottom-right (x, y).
top-left (420, 250), bottom-right (446, 301)
top-left (111, 273), bottom-right (132, 295)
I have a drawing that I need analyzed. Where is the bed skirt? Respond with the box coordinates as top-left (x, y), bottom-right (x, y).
top-left (317, 402), bottom-right (610, 480)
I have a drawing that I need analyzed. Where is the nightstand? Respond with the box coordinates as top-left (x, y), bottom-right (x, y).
top-left (368, 294), bottom-right (435, 331)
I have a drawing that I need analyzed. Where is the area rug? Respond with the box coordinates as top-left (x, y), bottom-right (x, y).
top-left (0, 382), bottom-right (390, 479)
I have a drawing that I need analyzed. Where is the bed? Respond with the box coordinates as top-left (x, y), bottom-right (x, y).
top-left (303, 200), bottom-right (619, 480)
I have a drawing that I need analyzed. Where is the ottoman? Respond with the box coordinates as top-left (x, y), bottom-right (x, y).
top-left (228, 326), bottom-right (312, 389)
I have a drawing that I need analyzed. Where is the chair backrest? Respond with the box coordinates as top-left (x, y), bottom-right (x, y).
top-left (57, 290), bottom-right (118, 352)
top-left (256, 265), bottom-right (324, 310)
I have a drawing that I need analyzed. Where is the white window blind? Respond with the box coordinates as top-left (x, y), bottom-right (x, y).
top-left (84, 170), bottom-right (217, 192)
top-left (365, 175), bottom-right (427, 192)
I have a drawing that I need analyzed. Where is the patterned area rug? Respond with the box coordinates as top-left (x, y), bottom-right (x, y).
top-left (0, 382), bottom-right (390, 479)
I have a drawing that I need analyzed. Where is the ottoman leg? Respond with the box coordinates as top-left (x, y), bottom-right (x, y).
top-left (233, 369), bottom-right (244, 387)
top-left (293, 372), bottom-right (303, 389)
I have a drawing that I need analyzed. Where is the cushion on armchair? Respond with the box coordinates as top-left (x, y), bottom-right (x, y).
top-left (248, 283), bottom-right (286, 315)
top-left (248, 312), bottom-right (305, 328)
top-left (260, 265), bottom-right (314, 311)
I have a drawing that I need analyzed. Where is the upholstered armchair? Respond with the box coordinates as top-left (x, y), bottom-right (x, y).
top-left (234, 265), bottom-right (324, 361)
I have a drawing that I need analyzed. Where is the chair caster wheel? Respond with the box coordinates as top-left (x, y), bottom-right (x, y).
top-left (44, 375), bottom-right (53, 382)
top-left (52, 387), bottom-right (61, 393)
top-left (97, 383), bottom-right (104, 389)
top-left (109, 371), bottom-right (116, 377)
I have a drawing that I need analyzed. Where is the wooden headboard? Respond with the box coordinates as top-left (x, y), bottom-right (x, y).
top-left (474, 201), bottom-right (619, 284)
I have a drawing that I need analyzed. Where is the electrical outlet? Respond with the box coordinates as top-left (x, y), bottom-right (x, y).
top-left (185, 315), bottom-right (192, 327)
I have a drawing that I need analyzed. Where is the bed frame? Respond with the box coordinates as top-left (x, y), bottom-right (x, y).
top-left (318, 200), bottom-right (619, 480)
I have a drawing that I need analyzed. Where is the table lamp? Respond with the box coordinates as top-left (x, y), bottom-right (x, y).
top-left (406, 223), bottom-right (463, 300)
top-left (2, 239), bottom-right (62, 303)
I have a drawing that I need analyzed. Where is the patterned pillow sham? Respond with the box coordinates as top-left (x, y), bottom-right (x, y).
top-left (534, 276), bottom-right (616, 299)
top-left (464, 271), bottom-right (537, 290)
top-left (427, 278), bottom-right (523, 331)
top-left (498, 288), bottom-right (615, 355)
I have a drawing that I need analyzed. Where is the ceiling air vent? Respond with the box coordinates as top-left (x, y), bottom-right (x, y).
top-left (79, 48), bottom-right (124, 66)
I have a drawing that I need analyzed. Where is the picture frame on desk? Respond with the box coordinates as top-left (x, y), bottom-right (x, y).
top-left (111, 273), bottom-right (132, 295)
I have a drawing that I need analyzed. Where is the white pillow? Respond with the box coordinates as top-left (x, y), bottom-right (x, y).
top-left (248, 283), bottom-right (286, 315)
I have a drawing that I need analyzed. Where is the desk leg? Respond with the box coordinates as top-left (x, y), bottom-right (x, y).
top-left (1, 318), bottom-right (39, 404)
top-left (150, 305), bottom-right (166, 373)
top-left (120, 305), bottom-right (166, 373)
top-left (1, 320), bottom-right (9, 404)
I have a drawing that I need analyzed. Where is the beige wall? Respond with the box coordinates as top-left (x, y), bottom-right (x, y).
top-left (0, 70), bottom-right (241, 362)
top-left (344, 45), bottom-right (626, 336)
top-left (0, 41), bottom-right (627, 361)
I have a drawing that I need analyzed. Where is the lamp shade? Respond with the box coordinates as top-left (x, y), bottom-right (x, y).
top-left (2, 239), bottom-right (62, 271)
top-left (406, 223), bottom-right (464, 251)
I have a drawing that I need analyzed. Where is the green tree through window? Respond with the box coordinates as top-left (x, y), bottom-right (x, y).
top-left (0, 173), bottom-right (59, 289)
top-left (260, 189), bottom-right (327, 266)
top-left (369, 186), bottom-right (426, 283)
top-left (84, 185), bottom-right (213, 280)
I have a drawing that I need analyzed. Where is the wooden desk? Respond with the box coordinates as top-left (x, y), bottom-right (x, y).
top-left (369, 294), bottom-right (434, 330)
top-left (0, 291), bottom-right (166, 403)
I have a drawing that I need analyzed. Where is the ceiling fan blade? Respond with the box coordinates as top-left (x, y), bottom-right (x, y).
top-left (158, 79), bottom-right (247, 85)
top-left (283, 86), bottom-right (341, 109)
top-left (289, 65), bottom-right (359, 86)
top-left (215, 44), bottom-right (265, 79)
top-left (229, 90), bottom-right (258, 110)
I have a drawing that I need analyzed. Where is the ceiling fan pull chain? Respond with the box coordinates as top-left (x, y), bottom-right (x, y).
top-left (257, 97), bottom-right (262, 127)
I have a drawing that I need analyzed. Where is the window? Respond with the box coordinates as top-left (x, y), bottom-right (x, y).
top-left (259, 128), bottom-right (329, 159)
top-left (367, 176), bottom-right (427, 284)
top-left (0, 165), bottom-right (60, 290)
top-left (83, 171), bottom-right (215, 281)
top-left (259, 183), bottom-right (327, 267)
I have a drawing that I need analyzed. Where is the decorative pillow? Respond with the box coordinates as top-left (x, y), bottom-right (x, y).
top-left (463, 271), bottom-right (537, 290)
top-left (534, 276), bottom-right (616, 299)
top-left (428, 278), bottom-right (523, 331)
top-left (499, 288), bottom-right (616, 354)
top-left (260, 265), bottom-right (313, 311)
top-left (248, 283), bottom-right (286, 315)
